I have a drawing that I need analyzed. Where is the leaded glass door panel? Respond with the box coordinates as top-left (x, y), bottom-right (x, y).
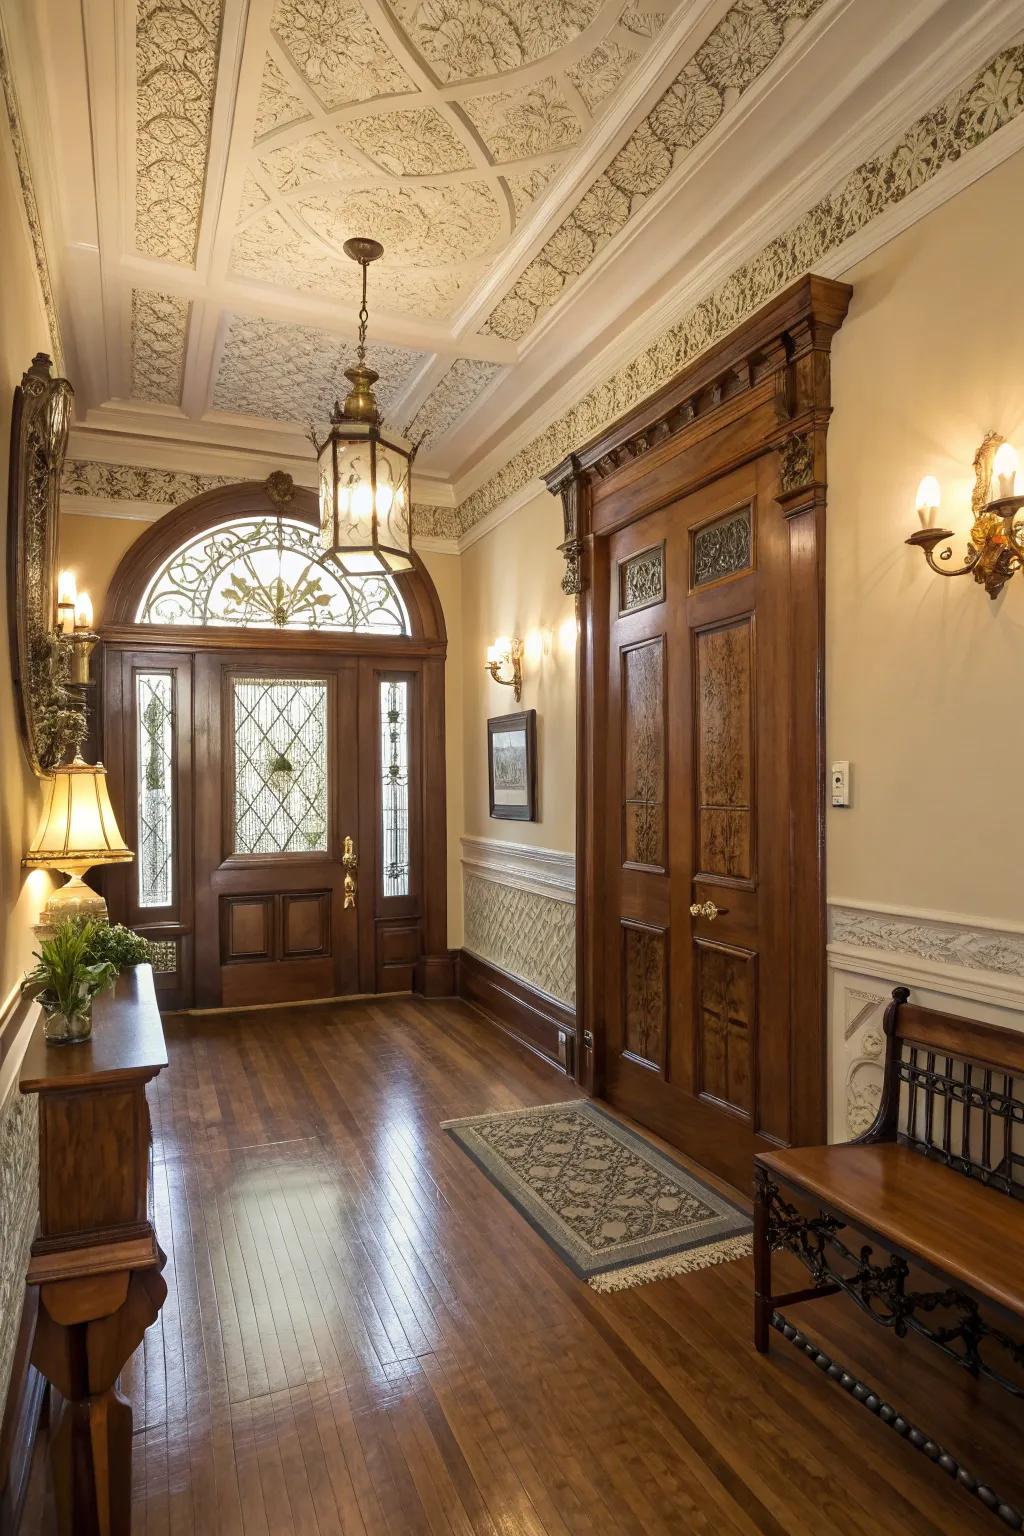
top-left (193, 653), bottom-right (362, 1008)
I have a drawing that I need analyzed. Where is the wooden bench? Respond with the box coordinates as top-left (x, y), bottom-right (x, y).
top-left (753, 986), bottom-right (1024, 1529)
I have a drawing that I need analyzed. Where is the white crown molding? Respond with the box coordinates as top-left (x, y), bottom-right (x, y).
top-left (460, 835), bottom-right (575, 904)
top-left (827, 900), bottom-right (1024, 1013)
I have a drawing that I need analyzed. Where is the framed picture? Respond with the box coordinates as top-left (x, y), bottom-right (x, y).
top-left (488, 709), bottom-right (537, 821)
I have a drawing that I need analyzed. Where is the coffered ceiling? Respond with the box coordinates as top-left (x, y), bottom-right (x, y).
top-left (8, 0), bottom-right (1024, 508)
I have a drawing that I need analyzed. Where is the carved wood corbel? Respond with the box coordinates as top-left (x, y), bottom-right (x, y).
top-left (546, 455), bottom-right (590, 596)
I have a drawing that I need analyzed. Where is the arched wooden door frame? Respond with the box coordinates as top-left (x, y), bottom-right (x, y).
top-left (98, 478), bottom-right (452, 1008)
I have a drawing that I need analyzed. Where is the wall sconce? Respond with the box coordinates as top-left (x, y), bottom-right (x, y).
top-left (56, 570), bottom-right (99, 703)
top-left (906, 433), bottom-right (1024, 599)
top-left (485, 636), bottom-right (523, 701)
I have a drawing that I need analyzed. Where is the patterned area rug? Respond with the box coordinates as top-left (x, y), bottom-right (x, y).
top-left (443, 1099), bottom-right (752, 1292)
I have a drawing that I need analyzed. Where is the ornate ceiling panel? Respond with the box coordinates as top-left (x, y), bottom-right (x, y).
top-left (405, 358), bottom-right (506, 448)
top-left (481, 0), bottom-right (828, 340)
top-left (35, 0), bottom-right (1012, 500)
top-left (211, 313), bottom-right (426, 423)
top-left (135, 0), bottom-right (224, 263)
top-left (130, 290), bottom-right (190, 405)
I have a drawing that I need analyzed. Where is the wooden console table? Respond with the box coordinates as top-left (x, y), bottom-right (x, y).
top-left (19, 964), bottom-right (168, 1535)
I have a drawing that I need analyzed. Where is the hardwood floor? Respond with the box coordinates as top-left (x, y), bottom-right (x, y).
top-left (23, 995), bottom-right (1022, 1534)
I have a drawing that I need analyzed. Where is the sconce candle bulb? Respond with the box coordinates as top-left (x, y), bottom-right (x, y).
top-left (993, 441), bottom-right (1019, 499)
top-left (74, 591), bottom-right (93, 631)
top-left (56, 569), bottom-right (77, 634)
top-left (915, 475), bottom-right (941, 526)
top-left (485, 635), bottom-right (523, 702)
top-left (906, 431), bottom-right (1024, 599)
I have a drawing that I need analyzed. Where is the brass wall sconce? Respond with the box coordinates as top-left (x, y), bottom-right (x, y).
top-left (907, 433), bottom-right (1024, 599)
top-left (57, 570), bottom-right (99, 695)
top-left (485, 636), bottom-right (523, 701)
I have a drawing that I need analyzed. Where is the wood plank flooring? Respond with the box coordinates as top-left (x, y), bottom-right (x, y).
top-left (23, 995), bottom-right (1023, 1534)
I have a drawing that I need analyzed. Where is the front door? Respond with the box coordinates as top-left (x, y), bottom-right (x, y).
top-left (192, 653), bottom-right (362, 1008)
top-left (603, 455), bottom-right (794, 1185)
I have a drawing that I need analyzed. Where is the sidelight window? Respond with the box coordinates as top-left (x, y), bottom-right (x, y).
top-left (137, 672), bottom-right (174, 907)
top-left (380, 679), bottom-right (410, 897)
top-left (137, 515), bottom-right (409, 633)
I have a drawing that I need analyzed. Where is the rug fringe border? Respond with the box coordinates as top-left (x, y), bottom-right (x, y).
top-left (587, 1234), bottom-right (753, 1293)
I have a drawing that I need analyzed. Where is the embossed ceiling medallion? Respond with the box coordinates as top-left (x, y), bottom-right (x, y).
top-left (312, 238), bottom-right (415, 577)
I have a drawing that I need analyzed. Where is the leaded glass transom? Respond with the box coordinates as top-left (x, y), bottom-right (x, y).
top-left (137, 673), bottom-right (174, 907)
top-left (137, 515), bottom-right (409, 633)
top-left (232, 678), bottom-right (328, 856)
top-left (381, 680), bottom-right (409, 897)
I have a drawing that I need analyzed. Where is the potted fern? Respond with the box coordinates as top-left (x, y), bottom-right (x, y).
top-left (23, 919), bottom-right (118, 1045)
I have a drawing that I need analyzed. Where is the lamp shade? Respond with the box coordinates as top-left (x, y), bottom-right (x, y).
top-left (24, 757), bottom-right (133, 876)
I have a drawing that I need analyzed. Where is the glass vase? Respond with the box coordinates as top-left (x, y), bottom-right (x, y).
top-left (43, 1003), bottom-right (93, 1045)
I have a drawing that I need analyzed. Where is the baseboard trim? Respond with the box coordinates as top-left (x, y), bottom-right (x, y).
top-left (0, 1286), bottom-right (44, 1536)
top-left (456, 950), bottom-right (576, 1075)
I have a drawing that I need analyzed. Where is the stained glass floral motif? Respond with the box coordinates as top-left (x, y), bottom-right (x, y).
top-left (137, 673), bottom-right (174, 907)
top-left (380, 680), bottom-right (409, 897)
top-left (233, 678), bottom-right (328, 855)
top-left (138, 515), bottom-right (409, 633)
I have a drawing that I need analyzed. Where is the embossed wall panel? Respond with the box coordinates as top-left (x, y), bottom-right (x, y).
top-left (0, 1089), bottom-right (38, 1413)
top-left (463, 872), bottom-right (575, 1006)
top-left (622, 638), bottom-right (665, 870)
top-left (695, 620), bottom-right (753, 879)
top-left (622, 923), bottom-right (667, 1071)
top-left (696, 941), bottom-right (755, 1116)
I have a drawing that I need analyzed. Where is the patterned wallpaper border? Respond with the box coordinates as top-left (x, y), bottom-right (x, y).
top-left (0, 1087), bottom-right (37, 1415)
top-left (829, 902), bottom-right (1024, 979)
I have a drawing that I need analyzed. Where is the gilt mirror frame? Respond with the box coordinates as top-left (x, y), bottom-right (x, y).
top-left (6, 352), bottom-right (78, 775)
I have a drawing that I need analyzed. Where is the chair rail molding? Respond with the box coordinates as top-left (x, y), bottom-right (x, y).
top-left (826, 899), bottom-right (1024, 1143)
top-left (460, 836), bottom-right (576, 904)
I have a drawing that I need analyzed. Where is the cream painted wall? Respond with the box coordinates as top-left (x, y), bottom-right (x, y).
top-left (57, 513), bottom-right (467, 947)
top-left (460, 491), bottom-right (577, 853)
top-left (827, 147), bottom-right (1024, 925)
top-left (0, 113), bottom-right (54, 1011)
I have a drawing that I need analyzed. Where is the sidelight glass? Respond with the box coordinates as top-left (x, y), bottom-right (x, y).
top-left (380, 679), bottom-right (409, 897)
top-left (232, 678), bottom-right (328, 856)
top-left (137, 515), bottom-right (409, 633)
top-left (137, 672), bottom-right (174, 907)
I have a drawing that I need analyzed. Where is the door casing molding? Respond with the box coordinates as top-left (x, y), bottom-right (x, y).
top-left (546, 273), bottom-right (851, 1151)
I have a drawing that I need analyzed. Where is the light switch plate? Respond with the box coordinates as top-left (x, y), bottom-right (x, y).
top-left (831, 760), bottom-right (850, 807)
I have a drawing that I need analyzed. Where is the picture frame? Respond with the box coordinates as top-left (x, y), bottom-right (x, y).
top-left (487, 709), bottom-right (537, 822)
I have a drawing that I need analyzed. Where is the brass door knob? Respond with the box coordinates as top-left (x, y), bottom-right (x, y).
top-left (689, 900), bottom-right (720, 920)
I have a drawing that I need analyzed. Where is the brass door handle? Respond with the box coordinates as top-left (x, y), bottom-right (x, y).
top-left (343, 835), bottom-right (358, 909)
top-left (689, 900), bottom-right (723, 920)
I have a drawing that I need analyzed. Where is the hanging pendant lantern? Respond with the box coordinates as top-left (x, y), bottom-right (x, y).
top-left (313, 238), bottom-right (415, 576)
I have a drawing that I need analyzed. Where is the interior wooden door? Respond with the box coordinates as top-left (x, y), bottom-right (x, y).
top-left (604, 455), bottom-right (794, 1185)
top-left (192, 652), bottom-right (363, 1008)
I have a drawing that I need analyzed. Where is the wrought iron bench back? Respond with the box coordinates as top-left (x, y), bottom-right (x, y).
top-left (862, 987), bottom-right (1024, 1199)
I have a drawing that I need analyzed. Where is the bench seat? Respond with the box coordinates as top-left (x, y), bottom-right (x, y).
top-left (758, 1142), bottom-right (1024, 1320)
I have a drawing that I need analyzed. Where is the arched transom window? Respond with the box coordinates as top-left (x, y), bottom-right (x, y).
top-left (137, 515), bottom-right (409, 634)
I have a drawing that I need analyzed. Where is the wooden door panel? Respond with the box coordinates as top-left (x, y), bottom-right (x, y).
top-left (694, 618), bottom-right (754, 882)
top-left (621, 921), bottom-right (667, 1075)
top-left (282, 892), bottom-right (331, 957)
top-left (695, 939), bottom-right (756, 1118)
top-left (222, 896), bottom-right (273, 960)
top-left (621, 637), bottom-right (666, 871)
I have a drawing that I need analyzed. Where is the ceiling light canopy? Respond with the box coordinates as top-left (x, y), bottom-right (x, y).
top-left (314, 238), bottom-right (415, 577)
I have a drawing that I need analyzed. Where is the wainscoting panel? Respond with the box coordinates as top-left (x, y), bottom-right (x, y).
top-left (461, 839), bottom-right (575, 1009)
top-left (827, 901), bottom-right (1024, 1142)
top-left (0, 987), bottom-right (40, 1529)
